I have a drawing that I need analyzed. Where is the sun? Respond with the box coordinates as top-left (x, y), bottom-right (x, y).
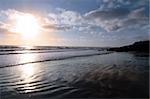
top-left (10, 14), bottom-right (41, 39)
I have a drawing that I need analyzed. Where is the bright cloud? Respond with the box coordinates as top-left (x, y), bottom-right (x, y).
top-left (0, 0), bottom-right (149, 46)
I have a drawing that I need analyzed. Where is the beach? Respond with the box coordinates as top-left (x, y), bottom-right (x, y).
top-left (0, 46), bottom-right (149, 98)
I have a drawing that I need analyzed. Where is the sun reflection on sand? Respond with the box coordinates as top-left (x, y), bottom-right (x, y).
top-left (19, 52), bottom-right (36, 63)
top-left (21, 64), bottom-right (34, 79)
top-left (18, 53), bottom-right (38, 93)
top-left (21, 45), bottom-right (34, 49)
top-left (20, 64), bottom-right (36, 93)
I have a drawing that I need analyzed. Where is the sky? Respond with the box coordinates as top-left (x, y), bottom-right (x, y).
top-left (0, 0), bottom-right (149, 47)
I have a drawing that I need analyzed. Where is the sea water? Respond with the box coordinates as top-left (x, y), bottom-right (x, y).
top-left (0, 46), bottom-right (149, 98)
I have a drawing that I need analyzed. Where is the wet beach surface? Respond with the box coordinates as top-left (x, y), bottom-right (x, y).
top-left (0, 50), bottom-right (149, 98)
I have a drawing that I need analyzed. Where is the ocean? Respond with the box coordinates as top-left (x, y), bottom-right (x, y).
top-left (0, 46), bottom-right (149, 98)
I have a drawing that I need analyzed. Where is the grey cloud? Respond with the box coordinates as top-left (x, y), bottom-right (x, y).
top-left (84, 7), bottom-right (148, 32)
top-left (0, 22), bottom-right (8, 34)
top-left (43, 6), bottom-right (148, 33)
top-left (44, 9), bottom-right (86, 31)
top-left (43, 24), bottom-right (71, 31)
top-left (0, 28), bottom-right (8, 34)
top-left (128, 7), bottom-right (147, 19)
top-left (48, 9), bottom-right (83, 26)
top-left (85, 8), bottom-right (129, 20)
top-left (100, 0), bottom-right (132, 10)
top-left (119, 8), bottom-right (148, 29)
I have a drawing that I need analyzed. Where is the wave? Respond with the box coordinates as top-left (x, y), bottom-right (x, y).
top-left (0, 46), bottom-right (104, 51)
top-left (0, 49), bottom-right (96, 55)
top-left (0, 51), bottom-right (149, 98)
top-left (0, 51), bottom-right (112, 68)
top-left (1, 61), bottom-right (148, 98)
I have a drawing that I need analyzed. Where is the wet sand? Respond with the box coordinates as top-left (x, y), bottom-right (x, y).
top-left (0, 52), bottom-right (149, 98)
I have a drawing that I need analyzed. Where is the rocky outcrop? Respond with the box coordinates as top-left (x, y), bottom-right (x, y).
top-left (108, 41), bottom-right (149, 52)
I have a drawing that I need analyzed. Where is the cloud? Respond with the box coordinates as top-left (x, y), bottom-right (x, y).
top-left (43, 5), bottom-right (148, 34)
top-left (0, 9), bottom-right (49, 34)
top-left (45, 1), bottom-right (148, 33)
top-left (0, 9), bottom-right (27, 32)
top-left (100, 0), bottom-right (148, 10)
top-left (0, 27), bottom-right (8, 34)
top-left (84, 7), bottom-right (148, 32)
top-left (2, 5), bottom-right (147, 35)
top-left (128, 7), bottom-right (147, 19)
top-left (0, 4), bottom-right (148, 35)
top-left (0, 21), bottom-right (9, 34)
top-left (85, 8), bottom-right (129, 20)
top-left (43, 24), bottom-right (71, 31)
top-left (99, 0), bottom-right (132, 10)
top-left (41, 8), bottom-right (85, 31)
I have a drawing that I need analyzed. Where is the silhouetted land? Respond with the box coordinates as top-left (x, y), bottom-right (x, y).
top-left (108, 40), bottom-right (149, 52)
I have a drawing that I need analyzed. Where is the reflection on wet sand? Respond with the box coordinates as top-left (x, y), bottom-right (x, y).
top-left (18, 54), bottom-right (37, 93)
top-left (20, 64), bottom-right (36, 93)
top-left (0, 52), bottom-right (149, 98)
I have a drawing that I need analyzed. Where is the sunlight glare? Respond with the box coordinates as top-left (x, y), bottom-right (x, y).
top-left (19, 54), bottom-right (36, 78)
top-left (10, 14), bottom-right (41, 39)
top-left (18, 54), bottom-right (38, 93)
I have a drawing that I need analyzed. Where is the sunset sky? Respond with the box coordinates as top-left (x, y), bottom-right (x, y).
top-left (0, 0), bottom-right (149, 47)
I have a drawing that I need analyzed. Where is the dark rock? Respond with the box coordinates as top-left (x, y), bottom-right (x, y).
top-left (108, 40), bottom-right (149, 52)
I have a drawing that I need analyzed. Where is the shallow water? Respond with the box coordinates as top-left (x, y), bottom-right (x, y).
top-left (0, 47), bottom-right (149, 98)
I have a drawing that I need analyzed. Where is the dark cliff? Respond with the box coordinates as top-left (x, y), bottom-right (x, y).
top-left (108, 40), bottom-right (149, 52)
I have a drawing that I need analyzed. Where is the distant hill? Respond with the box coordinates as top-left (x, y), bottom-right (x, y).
top-left (108, 40), bottom-right (149, 52)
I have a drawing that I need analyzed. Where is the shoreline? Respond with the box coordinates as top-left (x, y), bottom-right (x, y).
top-left (0, 51), bottom-right (149, 98)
